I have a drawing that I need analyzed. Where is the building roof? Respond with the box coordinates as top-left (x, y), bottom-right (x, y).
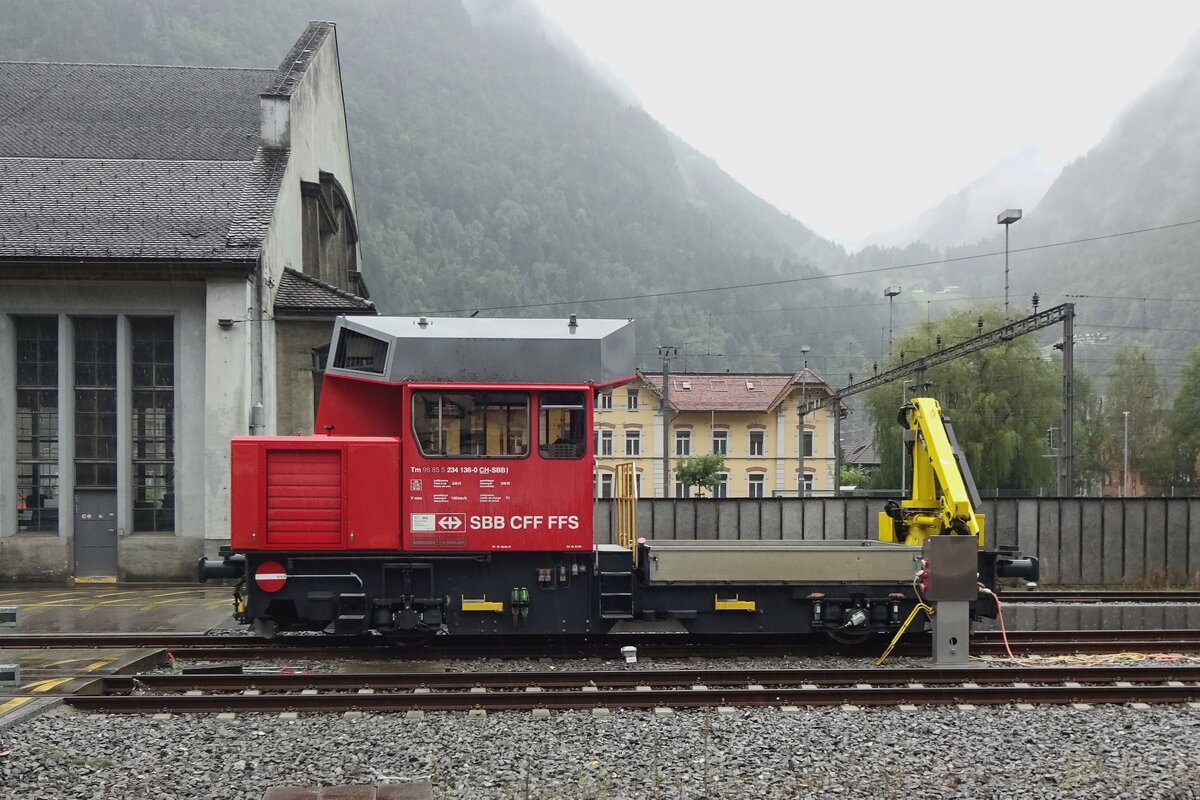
top-left (0, 24), bottom-right (339, 265)
top-left (0, 62), bottom-right (269, 161)
top-left (844, 440), bottom-right (881, 467)
top-left (0, 152), bottom-right (286, 260)
top-left (274, 267), bottom-right (375, 315)
top-left (639, 370), bottom-right (829, 413)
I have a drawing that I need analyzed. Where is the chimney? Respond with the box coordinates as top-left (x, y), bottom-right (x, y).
top-left (260, 96), bottom-right (290, 149)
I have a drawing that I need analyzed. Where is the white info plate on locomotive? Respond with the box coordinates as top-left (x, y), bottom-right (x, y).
top-left (410, 513), bottom-right (436, 532)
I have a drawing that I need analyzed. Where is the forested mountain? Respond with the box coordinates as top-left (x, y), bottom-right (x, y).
top-left (862, 32), bottom-right (1200, 385)
top-left (0, 0), bottom-right (882, 375)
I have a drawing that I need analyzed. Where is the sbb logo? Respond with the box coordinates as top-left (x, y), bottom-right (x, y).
top-left (471, 516), bottom-right (506, 530)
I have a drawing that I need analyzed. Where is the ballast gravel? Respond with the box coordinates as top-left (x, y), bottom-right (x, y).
top-left (3, 703), bottom-right (1200, 799)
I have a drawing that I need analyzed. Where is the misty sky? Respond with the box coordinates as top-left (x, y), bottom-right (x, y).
top-left (534, 1), bottom-right (1200, 248)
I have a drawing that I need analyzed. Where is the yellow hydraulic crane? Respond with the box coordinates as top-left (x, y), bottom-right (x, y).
top-left (878, 397), bottom-right (985, 548)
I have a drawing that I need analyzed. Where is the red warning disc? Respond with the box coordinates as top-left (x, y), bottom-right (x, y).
top-left (254, 561), bottom-right (288, 593)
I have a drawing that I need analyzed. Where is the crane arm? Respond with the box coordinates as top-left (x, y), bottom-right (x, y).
top-left (879, 397), bottom-right (985, 548)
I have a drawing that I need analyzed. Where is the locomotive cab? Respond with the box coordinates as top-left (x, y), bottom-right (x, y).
top-left (204, 315), bottom-right (637, 638)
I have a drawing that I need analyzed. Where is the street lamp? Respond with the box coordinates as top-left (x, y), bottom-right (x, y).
top-left (1122, 410), bottom-right (1130, 497)
top-left (997, 209), bottom-right (1022, 324)
top-left (884, 285), bottom-right (902, 358)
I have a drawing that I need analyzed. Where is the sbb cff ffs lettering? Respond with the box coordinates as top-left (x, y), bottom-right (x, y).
top-left (469, 515), bottom-right (580, 531)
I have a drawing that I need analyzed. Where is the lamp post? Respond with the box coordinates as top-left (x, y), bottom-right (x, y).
top-left (884, 286), bottom-right (902, 357)
top-left (1122, 410), bottom-right (1130, 497)
top-left (997, 209), bottom-right (1022, 324)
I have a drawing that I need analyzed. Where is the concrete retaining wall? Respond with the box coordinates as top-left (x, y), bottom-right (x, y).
top-left (595, 497), bottom-right (1200, 587)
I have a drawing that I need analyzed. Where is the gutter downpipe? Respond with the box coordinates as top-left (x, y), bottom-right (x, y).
top-left (250, 253), bottom-right (266, 435)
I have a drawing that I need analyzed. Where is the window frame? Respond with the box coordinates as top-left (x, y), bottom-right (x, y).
top-left (624, 429), bottom-right (641, 457)
top-left (748, 429), bottom-right (765, 457)
top-left (711, 429), bottom-right (728, 455)
top-left (675, 429), bottom-right (692, 457)
top-left (597, 428), bottom-right (614, 457)
top-left (410, 390), bottom-right (531, 459)
top-left (747, 473), bottom-right (765, 498)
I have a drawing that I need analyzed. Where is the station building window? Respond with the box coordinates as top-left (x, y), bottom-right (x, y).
top-left (802, 430), bottom-right (814, 458)
top-left (674, 477), bottom-right (691, 498)
top-left (713, 472), bottom-right (729, 499)
top-left (595, 428), bottom-right (614, 457)
top-left (748, 473), bottom-right (765, 498)
top-left (712, 429), bottom-right (727, 455)
top-left (597, 391), bottom-right (612, 411)
top-left (131, 317), bottom-right (175, 532)
top-left (73, 316), bottom-right (117, 489)
top-left (748, 429), bottom-right (765, 457)
top-left (624, 429), bottom-right (640, 457)
top-left (626, 389), bottom-right (639, 410)
top-left (675, 429), bottom-right (691, 457)
top-left (411, 391), bottom-right (529, 457)
top-left (15, 316), bottom-right (59, 532)
top-left (801, 472), bottom-right (815, 496)
top-left (597, 472), bottom-right (614, 499)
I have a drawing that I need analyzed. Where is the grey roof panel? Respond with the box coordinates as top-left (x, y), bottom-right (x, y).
top-left (0, 152), bottom-right (286, 260)
top-left (0, 62), bottom-right (269, 161)
top-left (329, 316), bottom-right (636, 385)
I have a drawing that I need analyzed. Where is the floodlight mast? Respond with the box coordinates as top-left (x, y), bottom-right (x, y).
top-left (997, 209), bottom-right (1022, 324)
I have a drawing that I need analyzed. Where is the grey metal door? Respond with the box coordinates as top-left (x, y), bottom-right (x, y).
top-left (75, 491), bottom-right (118, 577)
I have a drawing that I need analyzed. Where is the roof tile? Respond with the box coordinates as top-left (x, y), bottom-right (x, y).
top-left (274, 267), bottom-right (375, 314)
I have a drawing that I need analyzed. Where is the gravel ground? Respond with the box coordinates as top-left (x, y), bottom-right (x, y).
top-left (3, 703), bottom-right (1200, 799)
top-left (148, 652), bottom-right (1200, 675)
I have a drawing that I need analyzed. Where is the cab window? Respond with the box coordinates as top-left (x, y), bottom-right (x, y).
top-left (539, 391), bottom-right (586, 459)
top-left (411, 391), bottom-right (528, 457)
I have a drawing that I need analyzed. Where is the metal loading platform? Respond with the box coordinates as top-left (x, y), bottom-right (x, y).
top-left (640, 539), bottom-right (922, 584)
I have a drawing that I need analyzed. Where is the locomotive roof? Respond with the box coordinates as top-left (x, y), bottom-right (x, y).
top-left (326, 315), bottom-right (636, 385)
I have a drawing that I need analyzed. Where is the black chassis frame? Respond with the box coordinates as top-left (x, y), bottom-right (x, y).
top-left (223, 546), bottom-right (1017, 637)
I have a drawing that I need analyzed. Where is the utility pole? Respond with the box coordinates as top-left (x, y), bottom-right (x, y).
top-left (1122, 410), bottom-right (1130, 497)
top-left (658, 346), bottom-right (678, 498)
top-left (1057, 304), bottom-right (1074, 496)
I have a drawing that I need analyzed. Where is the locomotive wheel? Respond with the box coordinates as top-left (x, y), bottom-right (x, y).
top-left (379, 630), bottom-right (437, 647)
top-left (825, 628), bottom-right (874, 646)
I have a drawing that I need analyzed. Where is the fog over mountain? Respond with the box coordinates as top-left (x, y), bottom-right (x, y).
top-left (3, 0), bottom-right (1198, 390)
top-left (861, 146), bottom-right (1060, 251)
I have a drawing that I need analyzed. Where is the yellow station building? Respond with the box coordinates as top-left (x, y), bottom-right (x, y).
top-left (593, 370), bottom-right (844, 498)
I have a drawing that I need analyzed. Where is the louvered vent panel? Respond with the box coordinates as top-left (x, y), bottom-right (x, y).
top-left (265, 450), bottom-right (342, 545)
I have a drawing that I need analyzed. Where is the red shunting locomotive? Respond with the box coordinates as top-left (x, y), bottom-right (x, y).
top-left (200, 315), bottom-right (1016, 642)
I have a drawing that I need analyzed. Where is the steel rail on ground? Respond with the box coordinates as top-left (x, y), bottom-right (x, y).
top-left (5, 629), bottom-right (1200, 658)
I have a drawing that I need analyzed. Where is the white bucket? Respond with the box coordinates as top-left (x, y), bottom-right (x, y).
top-left (620, 645), bottom-right (637, 664)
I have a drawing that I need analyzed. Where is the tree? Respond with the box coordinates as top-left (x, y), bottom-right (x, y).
top-left (675, 454), bottom-right (725, 498)
top-left (1165, 346), bottom-right (1200, 491)
top-left (838, 465), bottom-right (874, 492)
top-left (863, 306), bottom-right (1060, 495)
top-left (1103, 348), bottom-right (1171, 493)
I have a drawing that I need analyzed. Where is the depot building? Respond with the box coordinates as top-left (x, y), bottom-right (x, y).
top-left (0, 22), bottom-right (377, 582)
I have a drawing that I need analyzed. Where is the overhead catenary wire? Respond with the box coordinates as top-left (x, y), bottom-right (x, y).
top-left (407, 216), bottom-right (1200, 315)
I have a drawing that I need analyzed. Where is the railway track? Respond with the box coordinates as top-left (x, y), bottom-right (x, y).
top-left (54, 665), bottom-right (1200, 713)
top-left (5, 629), bottom-right (1200, 659)
top-left (1000, 590), bottom-right (1200, 603)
